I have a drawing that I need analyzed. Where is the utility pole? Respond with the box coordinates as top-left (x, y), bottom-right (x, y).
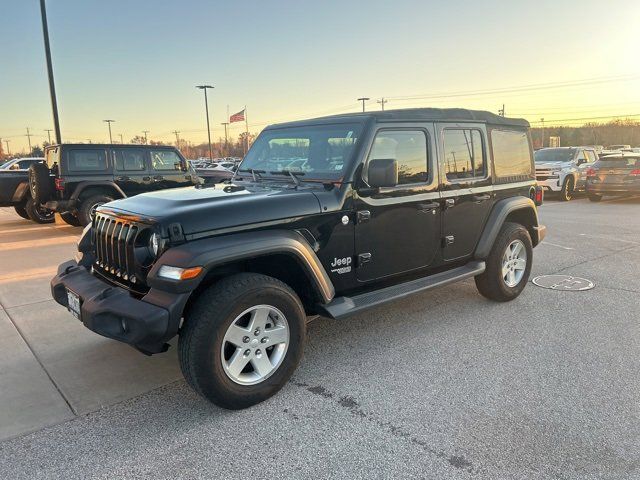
top-left (119, 133), bottom-right (124, 144)
top-left (357, 97), bottom-right (370, 112)
top-left (221, 122), bottom-right (229, 156)
top-left (39, 0), bottom-right (62, 144)
top-left (4, 140), bottom-right (10, 155)
top-left (44, 129), bottom-right (53, 143)
top-left (377, 98), bottom-right (388, 111)
top-left (172, 130), bottom-right (180, 147)
top-left (540, 118), bottom-right (545, 148)
top-left (103, 119), bottom-right (115, 143)
top-left (142, 130), bottom-right (149, 144)
top-left (498, 104), bottom-right (505, 116)
top-left (25, 127), bottom-right (33, 152)
top-left (196, 85), bottom-right (214, 161)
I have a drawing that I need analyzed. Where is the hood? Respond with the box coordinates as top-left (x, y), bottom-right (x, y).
top-left (100, 182), bottom-right (322, 235)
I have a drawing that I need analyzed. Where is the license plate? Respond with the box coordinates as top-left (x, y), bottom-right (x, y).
top-left (66, 289), bottom-right (81, 320)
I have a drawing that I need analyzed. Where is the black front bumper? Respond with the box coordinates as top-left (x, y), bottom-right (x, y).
top-left (51, 261), bottom-right (189, 354)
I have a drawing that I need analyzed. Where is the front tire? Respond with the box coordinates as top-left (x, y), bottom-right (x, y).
top-left (14, 203), bottom-right (30, 220)
top-left (475, 222), bottom-right (533, 302)
top-left (179, 273), bottom-right (306, 409)
top-left (25, 197), bottom-right (55, 224)
top-left (560, 176), bottom-right (574, 201)
top-left (77, 194), bottom-right (114, 226)
top-left (60, 211), bottom-right (82, 226)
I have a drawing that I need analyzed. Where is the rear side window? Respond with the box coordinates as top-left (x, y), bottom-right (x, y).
top-left (368, 130), bottom-right (428, 185)
top-left (115, 149), bottom-right (146, 171)
top-left (443, 129), bottom-right (485, 181)
top-left (150, 150), bottom-right (181, 171)
top-left (491, 130), bottom-right (532, 179)
top-left (67, 149), bottom-right (107, 172)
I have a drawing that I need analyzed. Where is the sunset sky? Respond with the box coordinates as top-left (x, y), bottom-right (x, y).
top-left (2, 0), bottom-right (640, 153)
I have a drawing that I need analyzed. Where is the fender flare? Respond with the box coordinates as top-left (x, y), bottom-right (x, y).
top-left (11, 182), bottom-right (30, 203)
top-left (70, 181), bottom-right (126, 202)
top-left (146, 229), bottom-right (335, 303)
top-left (474, 197), bottom-right (542, 259)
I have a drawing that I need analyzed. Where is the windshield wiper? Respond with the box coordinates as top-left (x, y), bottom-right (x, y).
top-left (236, 168), bottom-right (266, 182)
top-left (269, 170), bottom-right (305, 187)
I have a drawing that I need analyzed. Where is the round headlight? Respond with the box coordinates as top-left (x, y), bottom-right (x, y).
top-left (149, 233), bottom-right (160, 257)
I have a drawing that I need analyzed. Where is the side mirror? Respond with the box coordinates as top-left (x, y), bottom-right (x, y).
top-left (367, 158), bottom-right (398, 188)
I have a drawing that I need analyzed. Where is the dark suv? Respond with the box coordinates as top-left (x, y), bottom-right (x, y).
top-left (29, 144), bottom-right (197, 226)
top-left (51, 108), bottom-right (546, 408)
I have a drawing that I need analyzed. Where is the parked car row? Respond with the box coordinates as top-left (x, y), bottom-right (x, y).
top-left (534, 146), bottom-right (640, 201)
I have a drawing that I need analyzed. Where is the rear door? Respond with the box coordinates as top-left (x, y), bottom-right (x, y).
top-left (112, 147), bottom-right (150, 196)
top-left (148, 149), bottom-right (191, 190)
top-left (63, 147), bottom-right (111, 196)
top-left (437, 124), bottom-right (493, 261)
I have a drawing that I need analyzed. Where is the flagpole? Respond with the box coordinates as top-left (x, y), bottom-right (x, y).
top-left (244, 106), bottom-right (249, 156)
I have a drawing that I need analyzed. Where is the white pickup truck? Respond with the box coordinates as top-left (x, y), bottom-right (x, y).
top-left (534, 147), bottom-right (598, 201)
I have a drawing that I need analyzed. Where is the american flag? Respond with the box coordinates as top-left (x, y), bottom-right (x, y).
top-left (230, 109), bottom-right (245, 123)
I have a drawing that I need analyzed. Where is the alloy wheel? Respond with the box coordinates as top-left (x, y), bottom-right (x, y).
top-left (221, 305), bottom-right (289, 385)
top-left (502, 239), bottom-right (527, 288)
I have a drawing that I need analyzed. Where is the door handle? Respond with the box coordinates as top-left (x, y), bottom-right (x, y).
top-left (444, 198), bottom-right (455, 209)
top-left (116, 176), bottom-right (130, 181)
top-left (417, 202), bottom-right (439, 212)
top-left (471, 194), bottom-right (491, 202)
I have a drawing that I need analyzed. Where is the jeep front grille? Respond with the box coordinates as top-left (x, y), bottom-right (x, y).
top-left (92, 212), bottom-right (148, 292)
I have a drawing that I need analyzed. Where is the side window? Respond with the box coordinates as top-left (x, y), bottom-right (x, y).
top-left (368, 130), bottom-right (428, 185)
top-left (586, 151), bottom-right (597, 163)
top-left (67, 149), bottom-right (107, 172)
top-left (490, 129), bottom-right (532, 178)
top-left (18, 160), bottom-right (34, 169)
top-left (443, 129), bottom-right (485, 181)
top-left (150, 150), bottom-right (181, 171)
top-left (576, 150), bottom-right (588, 164)
top-left (114, 149), bottom-right (146, 171)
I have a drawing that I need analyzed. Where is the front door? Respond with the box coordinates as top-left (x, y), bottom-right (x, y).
top-left (148, 149), bottom-right (191, 190)
top-left (437, 124), bottom-right (494, 261)
top-left (355, 125), bottom-right (441, 282)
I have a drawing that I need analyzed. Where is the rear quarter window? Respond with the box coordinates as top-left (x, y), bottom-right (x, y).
top-left (490, 129), bottom-right (533, 182)
top-left (66, 149), bottom-right (108, 173)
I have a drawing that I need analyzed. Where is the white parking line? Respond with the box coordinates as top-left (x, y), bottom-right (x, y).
top-left (541, 241), bottom-right (574, 250)
top-left (578, 233), bottom-right (640, 245)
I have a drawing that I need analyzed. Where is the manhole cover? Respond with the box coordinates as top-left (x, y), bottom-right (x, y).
top-left (532, 275), bottom-right (594, 291)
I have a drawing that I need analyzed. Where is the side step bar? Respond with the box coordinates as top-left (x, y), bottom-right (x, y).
top-left (318, 261), bottom-right (485, 320)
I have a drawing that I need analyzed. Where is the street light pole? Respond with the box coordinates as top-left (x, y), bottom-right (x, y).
top-left (4, 140), bottom-right (10, 155)
top-left (196, 85), bottom-right (214, 161)
top-left (142, 130), bottom-right (149, 144)
top-left (39, 0), bottom-right (61, 144)
top-left (357, 97), bottom-right (370, 112)
top-left (119, 133), bottom-right (124, 144)
top-left (221, 122), bottom-right (229, 156)
top-left (103, 120), bottom-right (115, 143)
top-left (25, 128), bottom-right (32, 152)
top-left (44, 129), bottom-right (52, 143)
top-left (540, 118), bottom-right (545, 148)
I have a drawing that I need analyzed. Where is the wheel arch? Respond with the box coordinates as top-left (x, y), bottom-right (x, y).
top-left (148, 230), bottom-right (335, 314)
top-left (474, 197), bottom-right (542, 259)
top-left (71, 181), bottom-right (126, 203)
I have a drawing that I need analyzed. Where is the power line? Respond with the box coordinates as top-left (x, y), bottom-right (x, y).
top-left (529, 113), bottom-right (640, 125)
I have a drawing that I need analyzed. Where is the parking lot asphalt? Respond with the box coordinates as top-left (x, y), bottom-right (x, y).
top-left (1, 196), bottom-right (639, 479)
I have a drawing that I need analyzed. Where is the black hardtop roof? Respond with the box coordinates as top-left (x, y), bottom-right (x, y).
top-left (267, 107), bottom-right (530, 129)
top-left (45, 144), bottom-right (177, 150)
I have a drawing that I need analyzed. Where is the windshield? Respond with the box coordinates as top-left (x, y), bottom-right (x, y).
top-left (534, 149), bottom-right (575, 163)
top-left (239, 123), bottom-right (363, 180)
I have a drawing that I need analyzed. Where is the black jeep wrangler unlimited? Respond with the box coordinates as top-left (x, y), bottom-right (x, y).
top-left (29, 144), bottom-right (197, 226)
top-left (51, 108), bottom-right (546, 409)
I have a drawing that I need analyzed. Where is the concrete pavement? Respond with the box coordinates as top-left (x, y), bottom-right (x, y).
top-left (1, 197), bottom-right (639, 479)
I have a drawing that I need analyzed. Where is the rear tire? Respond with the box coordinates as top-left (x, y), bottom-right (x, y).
top-left (60, 211), bottom-right (82, 227)
top-left (25, 197), bottom-right (55, 224)
top-left (588, 193), bottom-right (603, 202)
top-left (77, 194), bottom-right (114, 226)
top-left (14, 203), bottom-right (30, 220)
top-left (475, 222), bottom-right (532, 302)
top-left (179, 273), bottom-right (306, 409)
top-left (560, 176), bottom-right (574, 201)
top-left (28, 163), bottom-right (54, 204)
